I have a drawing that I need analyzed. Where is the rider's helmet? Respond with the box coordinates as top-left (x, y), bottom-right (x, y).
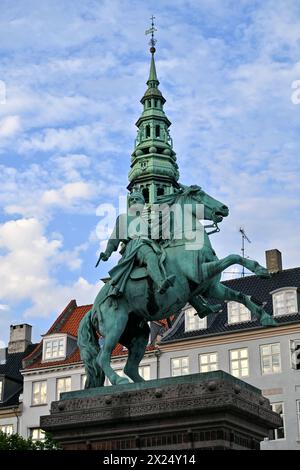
top-left (128, 189), bottom-right (145, 206)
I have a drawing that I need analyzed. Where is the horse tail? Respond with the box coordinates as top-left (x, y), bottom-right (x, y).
top-left (77, 308), bottom-right (105, 388)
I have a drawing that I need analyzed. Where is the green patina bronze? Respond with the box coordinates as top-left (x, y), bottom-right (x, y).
top-left (78, 35), bottom-right (276, 389)
top-left (128, 42), bottom-right (179, 203)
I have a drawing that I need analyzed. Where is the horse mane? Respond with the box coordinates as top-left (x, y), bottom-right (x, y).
top-left (154, 185), bottom-right (202, 242)
top-left (157, 185), bottom-right (201, 206)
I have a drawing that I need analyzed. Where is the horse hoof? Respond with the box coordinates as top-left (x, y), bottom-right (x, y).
top-left (116, 377), bottom-right (130, 385)
top-left (255, 267), bottom-right (271, 279)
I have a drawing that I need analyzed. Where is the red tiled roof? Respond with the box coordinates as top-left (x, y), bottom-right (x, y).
top-left (23, 301), bottom-right (164, 370)
top-left (59, 304), bottom-right (91, 336)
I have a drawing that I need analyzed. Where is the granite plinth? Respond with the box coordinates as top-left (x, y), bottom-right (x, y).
top-left (41, 371), bottom-right (282, 450)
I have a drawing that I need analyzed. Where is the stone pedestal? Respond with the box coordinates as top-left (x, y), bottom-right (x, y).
top-left (41, 371), bottom-right (281, 450)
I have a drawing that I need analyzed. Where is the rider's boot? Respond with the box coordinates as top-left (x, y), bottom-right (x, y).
top-left (143, 250), bottom-right (176, 295)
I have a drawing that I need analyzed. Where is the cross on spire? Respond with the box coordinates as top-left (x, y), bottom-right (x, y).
top-left (145, 15), bottom-right (157, 53)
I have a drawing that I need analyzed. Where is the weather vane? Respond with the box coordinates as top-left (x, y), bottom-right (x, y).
top-left (145, 15), bottom-right (157, 52)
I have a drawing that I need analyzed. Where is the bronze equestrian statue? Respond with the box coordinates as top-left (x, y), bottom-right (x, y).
top-left (78, 185), bottom-right (276, 388)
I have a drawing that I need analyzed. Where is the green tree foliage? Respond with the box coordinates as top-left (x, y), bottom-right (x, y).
top-left (0, 431), bottom-right (60, 450)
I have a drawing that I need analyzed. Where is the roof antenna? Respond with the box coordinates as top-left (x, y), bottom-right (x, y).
top-left (239, 227), bottom-right (251, 277)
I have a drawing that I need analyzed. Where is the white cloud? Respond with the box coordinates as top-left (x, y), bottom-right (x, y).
top-left (51, 154), bottom-right (91, 181)
top-left (23, 276), bottom-right (101, 319)
top-left (0, 115), bottom-right (21, 137)
top-left (0, 217), bottom-right (100, 319)
top-left (0, 304), bottom-right (9, 311)
top-left (41, 181), bottom-right (94, 207)
top-left (0, 159), bottom-right (108, 220)
top-left (0, 218), bottom-right (61, 300)
top-left (19, 119), bottom-right (129, 154)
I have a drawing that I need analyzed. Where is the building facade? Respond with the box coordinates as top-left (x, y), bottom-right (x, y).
top-left (158, 250), bottom-right (300, 450)
top-left (0, 324), bottom-right (36, 437)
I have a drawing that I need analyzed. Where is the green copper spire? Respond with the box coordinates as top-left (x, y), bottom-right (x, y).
top-left (128, 18), bottom-right (179, 204)
top-left (147, 52), bottom-right (159, 88)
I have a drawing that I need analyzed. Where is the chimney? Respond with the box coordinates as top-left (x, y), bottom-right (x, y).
top-left (0, 347), bottom-right (7, 365)
top-left (265, 249), bottom-right (282, 274)
top-left (8, 324), bottom-right (32, 354)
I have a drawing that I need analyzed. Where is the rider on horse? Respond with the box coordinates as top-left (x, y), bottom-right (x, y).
top-left (96, 190), bottom-right (175, 297)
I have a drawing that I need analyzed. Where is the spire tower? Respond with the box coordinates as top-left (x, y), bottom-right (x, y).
top-left (128, 17), bottom-right (179, 204)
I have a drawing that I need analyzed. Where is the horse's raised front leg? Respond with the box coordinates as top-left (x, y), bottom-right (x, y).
top-left (202, 254), bottom-right (270, 281)
top-left (122, 320), bottom-right (150, 383)
top-left (208, 282), bottom-right (277, 326)
top-left (97, 302), bottom-right (130, 385)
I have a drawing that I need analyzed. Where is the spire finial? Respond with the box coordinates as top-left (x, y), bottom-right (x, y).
top-left (145, 15), bottom-right (157, 54)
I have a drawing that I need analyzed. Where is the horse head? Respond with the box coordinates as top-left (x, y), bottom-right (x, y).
top-left (183, 185), bottom-right (229, 224)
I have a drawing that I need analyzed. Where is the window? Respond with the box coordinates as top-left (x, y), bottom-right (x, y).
top-left (227, 301), bottom-right (251, 324)
top-left (185, 307), bottom-right (207, 332)
top-left (145, 125), bottom-right (150, 138)
top-left (272, 289), bottom-right (298, 316)
top-left (260, 343), bottom-right (281, 375)
top-left (32, 381), bottom-right (47, 405)
top-left (199, 352), bottom-right (218, 373)
top-left (230, 348), bottom-right (249, 378)
top-left (30, 428), bottom-right (45, 442)
top-left (270, 403), bottom-right (285, 440)
top-left (154, 99), bottom-right (158, 107)
top-left (43, 336), bottom-right (66, 360)
top-left (157, 187), bottom-right (164, 197)
top-left (139, 365), bottom-right (151, 380)
top-left (155, 125), bottom-right (160, 138)
top-left (142, 187), bottom-right (149, 203)
top-left (171, 357), bottom-right (189, 377)
top-left (0, 379), bottom-right (3, 401)
top-left (56, 377), bottom-right (71, 400)
top-left (291, 340), bottom-right (300, 370)
top-left (81, 374), bottom-right (86, 389)
top-left (0, 424), bottom-right (13, 435)
top-left (147, 100), bottom-right (151, 108)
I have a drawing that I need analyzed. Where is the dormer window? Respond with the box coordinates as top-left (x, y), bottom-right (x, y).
top-left (271, 288), bottom-right (298, 317)
top-left (185, 307), bottom-right (207, 332)
top-left (227, 301), bottom-right (251, 324)
top-left (0, 379), bottom-right (3, 401)
top-left (43, 335), bottom-right (66, 361)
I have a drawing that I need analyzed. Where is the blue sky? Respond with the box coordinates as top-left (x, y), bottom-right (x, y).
top-left (0, 0), bottom-right (300, 345)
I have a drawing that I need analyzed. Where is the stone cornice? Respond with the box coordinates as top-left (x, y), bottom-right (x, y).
top-left (159, 322), bottom-right (300, 352)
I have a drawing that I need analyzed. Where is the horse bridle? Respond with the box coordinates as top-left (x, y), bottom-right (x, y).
top-left (204, 221), bottom-right (220, 236)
